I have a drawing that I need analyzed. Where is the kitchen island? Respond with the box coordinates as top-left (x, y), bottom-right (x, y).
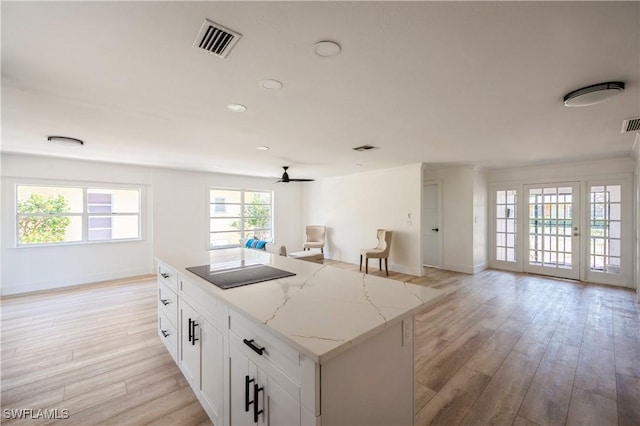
top-left (156, 248), bottom-right (445, 425)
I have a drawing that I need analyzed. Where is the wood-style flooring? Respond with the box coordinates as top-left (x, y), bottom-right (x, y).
top-left (1, 264), bottom-right (639, 425)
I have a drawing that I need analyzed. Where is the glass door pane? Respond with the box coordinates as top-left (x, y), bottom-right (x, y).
top-left (589, 185), bottom-right (622, 275)
top-left (524, 183), bottom-right (579, 279)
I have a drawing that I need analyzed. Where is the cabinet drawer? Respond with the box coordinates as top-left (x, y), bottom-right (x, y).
top-left (158, 281), bottom-right (178, 328)
top-left (180, 276), bottom-right (218, 321)
top-left (229, 309), bottom-right (300, 384)
top-left (158, 310), bottom-right (178, 362)
top-left (157, 261), bottom-right (178, 293)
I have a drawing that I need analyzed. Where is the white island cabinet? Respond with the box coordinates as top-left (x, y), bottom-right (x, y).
top-left (156, 249), bottom-right (444, 425)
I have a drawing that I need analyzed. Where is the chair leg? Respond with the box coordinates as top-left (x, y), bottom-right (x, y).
top-left (379, 258), bottom-right (382, 271)
top-left (385, 258), bottom-right (389, 276)
top-left (365, 257), bottom-right (369, 274)
top-left (359, 255), bottom-right (362, 272)
top-left (321, 248), bottom-right (324, 254)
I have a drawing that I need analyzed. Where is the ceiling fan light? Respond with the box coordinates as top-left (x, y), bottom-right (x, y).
top-left (563, 82), bottom-right (625, 107)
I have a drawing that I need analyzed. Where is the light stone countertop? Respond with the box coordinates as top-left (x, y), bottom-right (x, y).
top-left (159, 248), bottom-right (446, 363)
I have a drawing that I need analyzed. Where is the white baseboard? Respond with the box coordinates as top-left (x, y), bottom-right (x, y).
top-left (441, 263), bottom-right (474, 274)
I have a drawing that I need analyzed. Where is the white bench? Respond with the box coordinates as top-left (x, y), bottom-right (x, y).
top-left (239, 238), bottom-right (287, 256)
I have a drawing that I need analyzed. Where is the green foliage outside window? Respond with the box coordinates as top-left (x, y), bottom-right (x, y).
top-left (17, 194), bottom-right (71, 244)
top-left (230, 194), bottom-right (271, 240)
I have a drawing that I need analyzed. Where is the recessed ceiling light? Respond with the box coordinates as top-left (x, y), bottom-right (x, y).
top-left (356, 163), bottom-right (363, 167)
top-left (259, 79), bottom-right (283, 90)
top-left (47, 136), bottom-right (84, 146)
top-left (226, 103), bottom-right (247, 112)
top-left (563, 81), bottom-right (625, 107)
top-left (256, 146), bottom-right (270, 150)
top-left (313, 40), bottom-right (341, 57)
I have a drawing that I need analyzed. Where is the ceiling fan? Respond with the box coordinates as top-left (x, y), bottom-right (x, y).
top-left (275, 166), bottom-right (315, 183)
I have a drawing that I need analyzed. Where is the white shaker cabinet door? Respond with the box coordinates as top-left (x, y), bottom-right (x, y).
top-left (179, 300), bottom-right (201, 389)
top-left (200, 318), bottom-right (224, 424)
top-left (230, 337), bottom-right (261, 425)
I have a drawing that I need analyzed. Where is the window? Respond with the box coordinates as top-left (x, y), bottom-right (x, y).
top-left (495, 189), bottom-right (517, 262)
top-left (16, 185), bottom-right (141, 246)
top-left (589, 185), bottom-right (621, 274)
top-left (209, 189), bottom-right (272, 249)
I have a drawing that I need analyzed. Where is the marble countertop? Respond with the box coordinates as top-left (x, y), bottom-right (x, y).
top-left (159, 248), bottom-right (445, 363)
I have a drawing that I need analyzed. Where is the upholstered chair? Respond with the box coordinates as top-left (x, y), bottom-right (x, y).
top-left (303, 226), bottom-right (326, 253)
top-left (360, 229), bottom-right (393, 276)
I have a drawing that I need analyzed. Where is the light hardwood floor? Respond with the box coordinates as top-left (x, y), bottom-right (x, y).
top-left (1, 264), bottom-right (639, 425)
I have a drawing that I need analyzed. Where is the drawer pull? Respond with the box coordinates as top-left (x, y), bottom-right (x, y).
top-left (188, 318), bottom-right (193, 343)
top-left (243, 339), bottom-right (265, 356)
top-left (160, 299), bottom-right (170, 306)
top-left (253, 382), bottom-right (264, 422)
top-left (161, 273), bottom-right (170, 279)
top-left (161, 330), bottom-right (170, 338)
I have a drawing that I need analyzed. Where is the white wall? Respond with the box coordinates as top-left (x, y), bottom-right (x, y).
top-left (152, 167), bottom-right (303, 260)
top-left (423, 165), bottom-right (475, 274)
top-left (473, 167), bottom-right (488, 273)
top-left (302, 164), bottom-right (423, 275)
top-left (1, 154), bottom-right (304, 295)
top-left (1, 154), bottom-right (154, 295)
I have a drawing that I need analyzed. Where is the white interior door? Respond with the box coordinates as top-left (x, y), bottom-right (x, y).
top-left (422, 182), bottom-right (441, 268)
top-left (523, 183), bottom-right (580, 280)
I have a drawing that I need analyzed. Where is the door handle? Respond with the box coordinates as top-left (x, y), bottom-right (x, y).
top-left (188, 318), bottom-right (192, 343)
top-left (160, 299), bottom-right (170, 306)
top-left (253, 382), bottom-right (264, 422)
top-left (431, 228), bottom-right (439, 232)
top-left (245, 376), bottom-right (254, 412)
top-left (191, 320), bottom-right (199, 345)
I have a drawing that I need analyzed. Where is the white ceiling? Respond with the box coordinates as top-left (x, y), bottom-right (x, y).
top-left (2, 1), bottom-right (639, 179)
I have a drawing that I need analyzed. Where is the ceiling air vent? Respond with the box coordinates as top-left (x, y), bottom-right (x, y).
top-left (352, 145), bottom-right (379, 152)
top-left (621, 117), bottom-right (640, 133)
top-left (193, 19), bottom-right (242, 59)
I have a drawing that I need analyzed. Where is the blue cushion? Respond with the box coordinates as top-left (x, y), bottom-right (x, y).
top-left (250, 240), bottom-right (259, 248)
top-left (245, 239), bottom-right (254, 248)
top-left (256, 240), bottom-right (267, 249)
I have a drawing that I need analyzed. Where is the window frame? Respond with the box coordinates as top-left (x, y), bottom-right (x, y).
top-left (208, 187), bottom-right (274, 250)
top-left (15, 183), bottom-right (143, 247)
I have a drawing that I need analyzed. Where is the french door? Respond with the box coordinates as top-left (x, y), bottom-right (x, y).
top-left (523, 183), bottom-right (580, 279)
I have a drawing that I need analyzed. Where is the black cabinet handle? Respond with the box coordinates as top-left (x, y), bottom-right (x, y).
top-left (161, 330), bottom-right (170, 338)
top-left (160, 273), bottom-right (170, 279)
top-left (245, 375), bottom-right (254, 412)
top-left (188, 318), bottom-right (193, 343)
top-left (243, 339), bottom-right (264, 356)
top-left (191, 320), bottom-right (199, 345)
top-left (431, 228), bottom-right (439, 232)
top-left (160, 299), bottom-right (170, 306)
top-left (253, 383), bottom-right (264, 423)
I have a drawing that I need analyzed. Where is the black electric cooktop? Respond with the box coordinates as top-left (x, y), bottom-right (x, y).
top-left (186, 264), bottom-right (296, 290)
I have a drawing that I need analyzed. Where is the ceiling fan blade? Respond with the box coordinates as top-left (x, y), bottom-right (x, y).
top-left (288, 178), bottom-right (315, 182)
